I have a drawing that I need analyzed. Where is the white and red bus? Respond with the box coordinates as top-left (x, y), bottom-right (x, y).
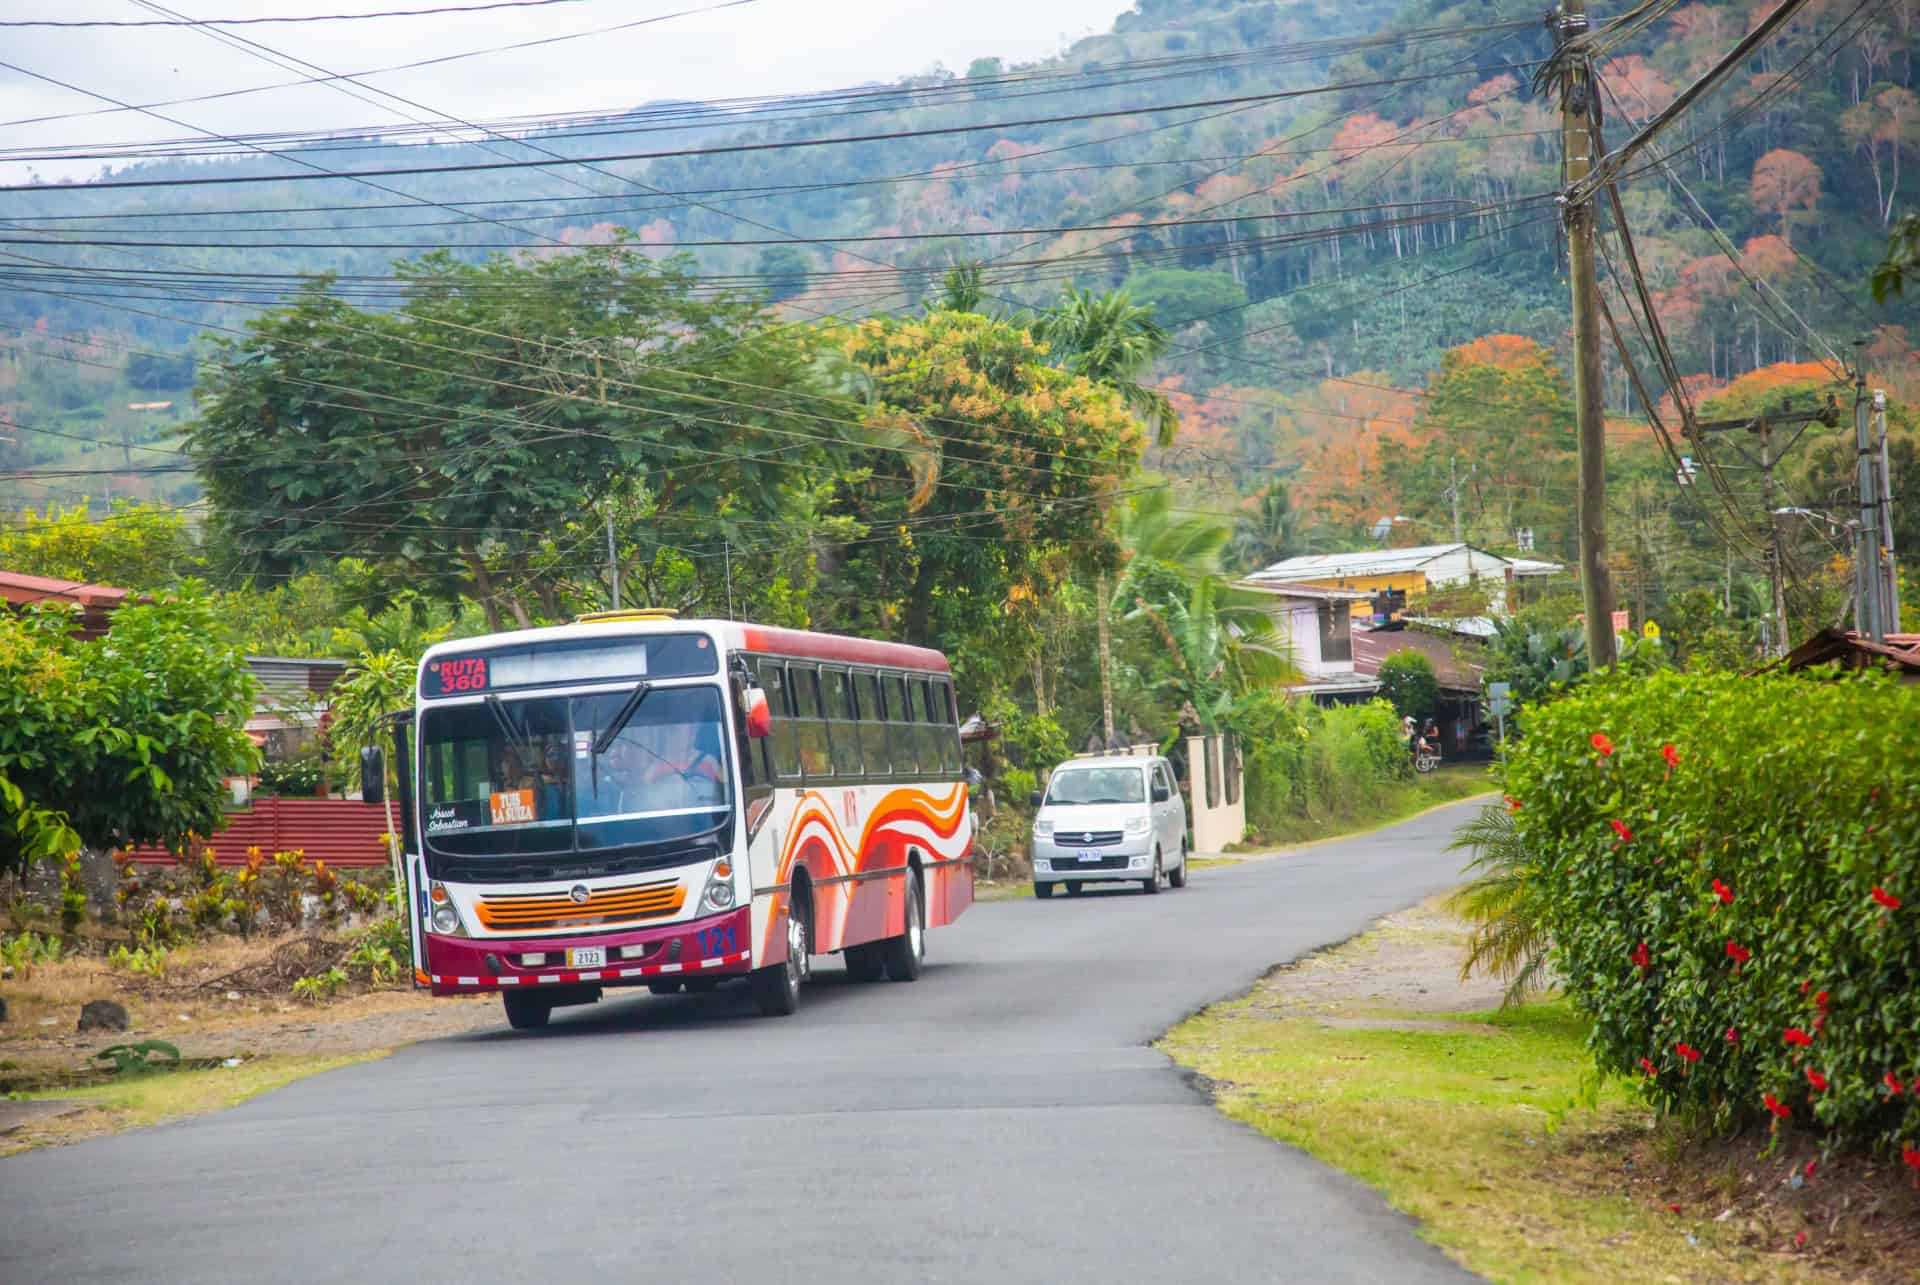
top-left (381, 611), bottom-right (974, 1028)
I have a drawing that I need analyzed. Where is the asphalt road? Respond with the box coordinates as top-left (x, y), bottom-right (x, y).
top-left (2, 800), bottom-right (1487, 1284)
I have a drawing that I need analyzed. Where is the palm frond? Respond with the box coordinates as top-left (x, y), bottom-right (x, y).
top-left (1444, 802), bottom-right (1552, 1007)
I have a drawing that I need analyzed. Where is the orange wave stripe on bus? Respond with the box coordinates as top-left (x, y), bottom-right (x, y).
top-left (774, 784), bottom-right (966, 886)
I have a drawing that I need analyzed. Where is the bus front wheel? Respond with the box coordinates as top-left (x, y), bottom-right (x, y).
top-left (752, 902), bottom-right (809, 1017)
top-left (502, 992), bottom-right (551, 1031)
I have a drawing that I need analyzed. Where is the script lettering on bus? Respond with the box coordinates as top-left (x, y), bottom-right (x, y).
top-left (426, 806), bottom-right (467, 833)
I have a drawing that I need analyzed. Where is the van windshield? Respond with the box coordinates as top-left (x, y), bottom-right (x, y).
top-left (1044, 766), bottom-right (1146, 806)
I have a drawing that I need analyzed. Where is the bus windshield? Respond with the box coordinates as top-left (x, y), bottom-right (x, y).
top-left (419, 684), bottom-right (732, 860)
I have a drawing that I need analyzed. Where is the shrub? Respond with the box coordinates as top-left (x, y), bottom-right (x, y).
top-left (256, 757), bottom-right (325, 798)
top-left (1503, 669), bottom-right (1920, 1158)
top-left (292, 966), bottom-right (349, 1003)
top-left (1376, 651), bottom-right (1440, 722)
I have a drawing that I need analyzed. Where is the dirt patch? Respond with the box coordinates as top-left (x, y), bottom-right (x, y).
top-left (1249, 895), bottom-right (1508, 1026)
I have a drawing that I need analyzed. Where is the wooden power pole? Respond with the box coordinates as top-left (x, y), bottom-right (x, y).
top-left (1555, 0), bottom-right (1618, 667)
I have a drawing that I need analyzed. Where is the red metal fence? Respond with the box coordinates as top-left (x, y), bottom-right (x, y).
top-left (125, 796), bottom-right (394, 868)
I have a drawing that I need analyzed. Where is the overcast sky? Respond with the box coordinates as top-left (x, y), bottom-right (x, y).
top-left (0, 0), bottom-right (1135, 185)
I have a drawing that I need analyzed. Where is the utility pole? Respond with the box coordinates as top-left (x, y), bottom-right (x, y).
top-left (1853, 372), bottom-right (1883, 640)
top-left (1554, 0), bottom-right (1617, 668)
top-left (1761, 418), bottom-right (1790, 657)
top-left (1876, 390), bottom-right (1901, 631)
top-left (605, 508), bottom-right (620, 611)
top-left (1449, 456), bottom-right (1463, 544)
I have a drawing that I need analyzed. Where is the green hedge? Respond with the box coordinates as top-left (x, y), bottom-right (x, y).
top-left (1505, 670), bottom-right (1919, 1160)
top-left (1227, 695), bottom-right (1410, 832)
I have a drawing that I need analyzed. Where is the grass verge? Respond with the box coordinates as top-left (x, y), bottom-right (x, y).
top-left (1229, 762), bottom-right (1492, 852)
top-left (1161, 991), bottom-right (1909, 1283)
top-left (2, 1051), bottom-right (387, 1157)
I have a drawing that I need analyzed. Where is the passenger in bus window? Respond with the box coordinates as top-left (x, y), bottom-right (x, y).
top-left (641, 721), bottom-right (725, 806)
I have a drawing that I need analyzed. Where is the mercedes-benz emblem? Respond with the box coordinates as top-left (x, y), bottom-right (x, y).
top-left (568, 884), bottom-right (590, 904)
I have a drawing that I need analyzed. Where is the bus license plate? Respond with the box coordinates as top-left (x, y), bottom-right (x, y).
top-left (567, 947), bottom-right (606, 969)
top-left (1076, 851), bottom-right (1100, 862)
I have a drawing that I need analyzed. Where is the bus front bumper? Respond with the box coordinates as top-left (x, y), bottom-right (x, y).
top-left (422, 905), bottom-right (753, 996)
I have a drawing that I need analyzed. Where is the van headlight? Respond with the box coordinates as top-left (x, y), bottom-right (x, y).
top-left (1033, 818), bottom-right (1054, 837)
top-left (702, 859), bottom-right (737, 912)
top-left (1124, 816), bottom-right (1151, 836)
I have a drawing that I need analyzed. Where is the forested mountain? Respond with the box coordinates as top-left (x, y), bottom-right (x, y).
top-left (2, 0), bottom-right (1916, 555)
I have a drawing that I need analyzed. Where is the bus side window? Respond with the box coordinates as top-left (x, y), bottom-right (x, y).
top-left (853, 670), bottom-right (886, 778)
top-left (885, 672), bottom-right (917, 775)
top-left (933, 678), bottom-right (960, 774)
top-left (822, 667), bottom-right (861, 777)
top-left (911, 677), bottom-right (938, 772)
top-left (791, 664), bottom-right (831, 780)
top-left (758, 660), bottom-right (802, 780)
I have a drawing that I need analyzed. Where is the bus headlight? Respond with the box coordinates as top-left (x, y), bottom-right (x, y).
top-left (702, 859), bottom-right (736, 912)
top-left (429, 882), bottom-right (466, 936)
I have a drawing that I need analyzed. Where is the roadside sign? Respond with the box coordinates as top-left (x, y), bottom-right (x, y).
top-left (1487, 682), bottom-right (1512, 717)
top-left (1642, 619), bottom-right (1661, 640)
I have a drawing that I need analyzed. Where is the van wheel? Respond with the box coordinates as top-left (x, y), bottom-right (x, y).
top-left (502, 992), bottom-right (551, 1030)
top-left (1168, 844), bottom-right (1188, 889)
top-left (843, 942), bottom-right (885, 983)
top-left (1141, 849), bottom-right (1163, 895)
top-left (882, 871), bottom-right (925, 982)
top-left (1033, 880), bottom-right (1054, 899)
top-left (1066, 880), bottom-right (1084, 896)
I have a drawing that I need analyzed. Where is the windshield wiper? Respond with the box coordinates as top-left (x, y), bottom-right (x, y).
top-left (593, 680), bottom-right (653, 757)
top-left (484, 694), bottom-right (532, 752)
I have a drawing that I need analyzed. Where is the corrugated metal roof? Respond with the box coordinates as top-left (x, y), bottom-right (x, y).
top-left (1352, 626), bottom-right (1487, 691)
top-left (1247, 543), bottom-right (1498, 580)
top-left (1231, 579), bottom-right (1372, 602)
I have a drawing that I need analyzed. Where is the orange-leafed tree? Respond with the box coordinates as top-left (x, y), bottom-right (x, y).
top-left (1749, 149), bottom-right (1822, 245)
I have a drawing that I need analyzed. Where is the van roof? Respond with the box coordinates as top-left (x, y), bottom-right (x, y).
top-left (1053, 756), bottom-right (1156, 771)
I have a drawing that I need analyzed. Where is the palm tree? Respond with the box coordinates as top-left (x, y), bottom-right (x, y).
top-left (1125, 575), bottom-right (1299, 732)
top-left (1036, 283), bottom-right (1182, 745)
top-left (1225, 482), bottom-right (1303, 574)
top-left (1034, 285), bottom-right (1178, 447)
top-left (1445, 802), bottom-right (1551, 1007)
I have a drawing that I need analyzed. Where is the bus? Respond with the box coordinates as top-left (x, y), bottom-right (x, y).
top-left (374, 611), bottom-right (975, 1029)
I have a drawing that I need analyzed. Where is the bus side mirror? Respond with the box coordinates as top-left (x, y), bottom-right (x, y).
top-left (744, 687), bottom-right (772, 739)
top-left (360, 746), bottom-right (386, 805)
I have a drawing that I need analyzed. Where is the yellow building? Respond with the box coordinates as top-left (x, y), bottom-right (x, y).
top-left (1243, 543), bottom-right (1559, 620)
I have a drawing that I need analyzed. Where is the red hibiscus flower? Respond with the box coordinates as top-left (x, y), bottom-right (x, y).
top-left (1675, 1042), bottom-right (1701, 1064)
top-left (1886, 1073), bottom-right (1905, 1096)
top-left (1814, 990), bottom-right (1830, 1013)
top-left (1610, 819), bottom-right (1634, 843)
top-left (1591, 732), bottom-right (1614, 756)
top-left (1784, 1028), bottom-right (1814, 1048)
top-left (1661, 743), bottom-right (1679, 768)
top-left (1871, 886), bottom-right (1902, 910)
top-left (1795, 1232), bottom-right (1808, 1249)
top-left (1764, 1093), bottom-right (1791, 1119)
top-left (1726, 1026), bottom-right (1740, 1045)
top-left (1631, 942), bottom-right (1651, 971)
top-left (1504, 794), bottom-right (1522, 813)
top-left (1725, 941), bottom-right (1751, 965)
top-left (1904, 1147), bottom-right (1920, 1173)
top-left (1806, 1068), bottom-right (1828, 1092)
top-left (1801, 979), bottom-right (1811, 995)
top-left (1666, 1203), bottom-right (1680, 1215)
top-left (1639, 1057), bottom-right (1657, 1077)
top-left (1712, 878), bottom-right (1734, 905)
top-left (1804, 1160), bottom-right (1817, 1180)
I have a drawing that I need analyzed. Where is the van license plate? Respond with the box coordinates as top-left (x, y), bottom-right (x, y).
top-left (567, 947), bottom-right (606, 968)
top-left (1076, 851), bottom-right (1100, 862)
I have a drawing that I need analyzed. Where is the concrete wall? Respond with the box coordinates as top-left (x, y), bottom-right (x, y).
top-left (1185, 733), bottom-right (1245, 854)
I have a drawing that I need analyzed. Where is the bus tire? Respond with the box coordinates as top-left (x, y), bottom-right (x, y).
top-left (882, 869), bottom-right (925, 982)
top-left (843, 942), bottom-right (885, 983)
top-left (502, 992), bottom-right (551, 1030)
top-left (751, 901), bottom-right (808, 1017)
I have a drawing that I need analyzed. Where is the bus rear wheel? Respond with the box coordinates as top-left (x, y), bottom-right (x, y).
top-left (882, 871), bottom-right (925, 982)
top-left (843, 942), bottom-right (885, 983)
top-left (502, 992), bottom-right (551, 1030)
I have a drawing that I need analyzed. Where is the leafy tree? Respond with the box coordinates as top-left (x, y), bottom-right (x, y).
top-left (1117, 268), bottom-right (1247, 348)
top-left (754, 246), bottom-right (815, 302)
top-left (830, 309), bottom-right (1146, 700)
top-left (125, 350), bottom-right (194, 392)
top-left (1225, 482), bottom-right (1302, 572)
top-left (1749, 148), bottom-right (1822, 247)
top-left (1871, 212), bottom-right (1920, 303)
top-left (1035, 284), bottom-right (1178, 444)
top-left (326, 650), bottom-right (418, 794)
top-left (0, 597), bottom-right (258, 876)
top-left (0, 500), bottom-right (201, 591)
top-left (188, 243), bottom-right (851, 630)
top-left (1376, 650), bottom-right (1440, 722)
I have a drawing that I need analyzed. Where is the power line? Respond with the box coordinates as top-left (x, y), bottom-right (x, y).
top-left (1, 0), bottom-right (603, 26)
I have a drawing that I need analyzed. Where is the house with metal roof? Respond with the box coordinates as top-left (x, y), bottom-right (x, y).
top-left (1231, 580), bottom-right (1379, 704)
top-left (1244, 543), bottom-right (1565, 620)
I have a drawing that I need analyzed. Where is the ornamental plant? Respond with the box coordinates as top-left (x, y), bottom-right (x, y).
top-left (1501, 668), bottom-right (1919, 1160)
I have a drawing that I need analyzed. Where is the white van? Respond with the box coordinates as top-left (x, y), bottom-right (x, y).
top-left (1028, 755), bottom-right (1188, 898)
